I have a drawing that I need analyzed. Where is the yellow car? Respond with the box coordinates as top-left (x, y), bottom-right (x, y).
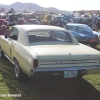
top-left (0, 25), bottom-right (100, 81)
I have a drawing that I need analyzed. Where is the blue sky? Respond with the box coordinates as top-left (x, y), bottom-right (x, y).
top-left (0, 0), bottom-right (100, 11)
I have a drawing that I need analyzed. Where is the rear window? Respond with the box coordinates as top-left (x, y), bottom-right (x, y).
top-left (74, 25), bottom-right (92, 32)
top-left (64, 25), bottom-right (70, 30)
top-left (74, 26), bottom-right (82, 31)
top-left (28, 30), bottom-right (72, 43)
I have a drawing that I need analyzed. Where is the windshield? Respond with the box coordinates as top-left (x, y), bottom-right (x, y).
top-left (28, 30), bottom-right (72, 43)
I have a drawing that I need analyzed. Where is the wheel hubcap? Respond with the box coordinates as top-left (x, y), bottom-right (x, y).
top-left (15, 64), bottom-right (19, 77)
top-left (0, 49), bottom-right (1, 57)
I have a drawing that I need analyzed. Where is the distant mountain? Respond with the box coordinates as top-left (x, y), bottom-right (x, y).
top-left (0, 2), bottom-right (60, 11)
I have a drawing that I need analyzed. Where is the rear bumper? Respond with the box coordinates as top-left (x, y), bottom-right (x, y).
top-left (78, 40), bottom-right (97, 45)
top-left (31, 66), bottom-right (100, 77)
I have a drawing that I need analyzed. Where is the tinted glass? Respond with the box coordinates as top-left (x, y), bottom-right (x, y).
top-left (28, 30), bottom-right (72, 43)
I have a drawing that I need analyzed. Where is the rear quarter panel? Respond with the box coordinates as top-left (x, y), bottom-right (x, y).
top-left (12, 43), bottom-right (38, 76)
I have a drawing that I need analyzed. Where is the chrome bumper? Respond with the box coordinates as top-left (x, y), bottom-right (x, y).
top-left (33, 66), bottom-right (100, 75)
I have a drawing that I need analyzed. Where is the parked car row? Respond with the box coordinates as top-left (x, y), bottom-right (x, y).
top-left (0, 16), bottom-right (100, 48)
top-left (47, 15), bottom-right (68, 27)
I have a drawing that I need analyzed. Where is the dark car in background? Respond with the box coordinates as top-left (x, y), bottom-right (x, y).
top-left (60, 14), bottom-right (73, 23)
top-left (6, 14), bottom-right (18, 25)
top-left (73, 17), bottom-right (92, 27)
top-left (48, 15), bottom-right (68, 27)
top-left (96, 17), bottom-right (100, 29)
top-left (6, 13), bottom-right (26, 25)
top-left (25, 19), bottom-right (40, 25)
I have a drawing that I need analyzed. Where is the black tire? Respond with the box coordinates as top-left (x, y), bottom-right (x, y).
top-left (90, 42), bottom-right (97, 48)
top-left (0, 48), bottom-right (5, 59)
top-left (15, 59), bottom-right (28, 81)
top-left (76, 70), bottom-right (84, 79)
top-left (76, 75), bottom-right (83, 79)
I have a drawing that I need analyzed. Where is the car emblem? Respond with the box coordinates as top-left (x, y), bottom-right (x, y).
top-left (55, 60), bottom-right (86, 64)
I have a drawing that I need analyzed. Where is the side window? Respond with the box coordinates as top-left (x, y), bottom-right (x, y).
top-left (71, 26), bottom-right (75, 31)
top-left (10, 27), bottom-right (19, 40)
top-left (74, 26), bottom-right (82, 32)
top-left (74, 26), bottom-right (79, 31)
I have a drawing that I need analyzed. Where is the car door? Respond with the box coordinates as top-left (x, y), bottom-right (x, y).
top-left (5, 27), bottom-right (18, 60)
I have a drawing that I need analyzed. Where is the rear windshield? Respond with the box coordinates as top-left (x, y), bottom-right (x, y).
top-left (74, 25), bottom-right (92, 32)
top-left (28, 30), bottom-right (72, 43)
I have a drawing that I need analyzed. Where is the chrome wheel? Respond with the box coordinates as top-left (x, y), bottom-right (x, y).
top-left (15, 64), bottom-right (19, 78)
top-left (0, 48), bottom-right (1, 57)
top-left (14, 59), bottom-right (28, 81)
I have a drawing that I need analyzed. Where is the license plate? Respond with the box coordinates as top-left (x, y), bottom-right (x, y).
top-left (64, 71), bottom-right (77, 78)
top-left (90, 39), bottom-right (95, 42)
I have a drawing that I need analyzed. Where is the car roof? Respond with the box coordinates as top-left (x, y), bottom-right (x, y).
top-left (66, 23), bottom-right (88, 27)
top-left (14, 25), bottom-right (67, 32)
top-left (12, 25), bottom-right (79, 46)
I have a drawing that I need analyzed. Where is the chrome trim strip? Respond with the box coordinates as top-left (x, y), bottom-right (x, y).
top-left (41, 59), bottom-right (98, 65)
top-left (33, 66), bottom-right (100, 74)
top-left (34, 66), bottom-right (100, 71)
top-left (41, 62), bottom-right (97, 65)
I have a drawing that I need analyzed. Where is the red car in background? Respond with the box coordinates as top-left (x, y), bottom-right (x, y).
top-left (23, 13), bottom-right (40, 25)
top-left (0, 19), bottom-right (9, 35)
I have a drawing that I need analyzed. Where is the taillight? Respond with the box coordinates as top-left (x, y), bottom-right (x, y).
top-left (99, 58), bottom-right (100, 64)
top-left (34, 59), bottom-right (38, 68)
top-left (90, 39), bottom-right (95, 42)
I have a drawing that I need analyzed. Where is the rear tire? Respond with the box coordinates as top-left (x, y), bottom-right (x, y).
top-left (90, 42), bottom-right (97, 48)
top-left (77, 75), bottom-right (83, 79)
top-left (0, 48), bottom-right (5, 59)
top-left (15, 59), bottom-right (28, 81)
